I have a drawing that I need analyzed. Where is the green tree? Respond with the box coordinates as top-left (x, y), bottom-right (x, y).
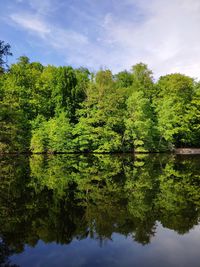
top-left (73, 70), bottom-right (126, 152)
top-left (124, 63), bottom-right (158, 152)
top-left (51, 66), bottom-right (87, 122)
top-left (155, 73), bottom-right (194, 149)
top-left (115, 70), bottom-right (133, 89)
top-left (30, 112), bottom-right (74, 153)
top-left (131, 63), bottom-right (155, 100)
top-left (125, 90), bottom-right (156, 152)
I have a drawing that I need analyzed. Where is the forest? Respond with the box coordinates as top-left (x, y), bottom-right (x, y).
top-left (0, 40), bottom-right (200, 153)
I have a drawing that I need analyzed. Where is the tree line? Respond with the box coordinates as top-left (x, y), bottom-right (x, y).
top-left (0, 41), bottom-right (200, 153)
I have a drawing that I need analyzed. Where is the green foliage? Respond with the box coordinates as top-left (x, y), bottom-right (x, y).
top-left (0, 69), bottom-right (30, 152)
top-left (73, 69), bottom-right (127, 152)
top-left (124, 64), bottom-right (158, 152)
top-left (51, 66), bottom-right (87, 122)
top-left (115, 70), bottom-right (133, 88)
top-left (30, 117), bottom-right (48, 153)
top-left (125, 90), bottom-right (156, 152)
top-left (155, 73), bottom-right (195, 149)
top-left (131, 63), bottom-right (155, 99)
top-left (0, 44), bottom-right (199, 153)
top-left (30, 112), bottom-right (74, 153)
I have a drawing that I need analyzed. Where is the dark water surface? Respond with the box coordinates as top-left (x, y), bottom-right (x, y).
top-left (0, 154), bottom-right (200, 267)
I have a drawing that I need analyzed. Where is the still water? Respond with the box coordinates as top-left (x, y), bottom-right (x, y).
top-left (0, 153), bottom-right (200, 267)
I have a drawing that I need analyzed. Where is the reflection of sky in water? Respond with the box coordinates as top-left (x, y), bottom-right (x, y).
top-left (10, 223), bottom-right (200, 267)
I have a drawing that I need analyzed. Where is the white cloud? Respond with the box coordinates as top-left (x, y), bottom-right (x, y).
top-left (28, 0), bottom-right (53, 14)
top-left (8, 0), bottom-right (200, 78)
top-left (15, 0), bottom-right (57, 15)
top-left (10, 14), bottom-right (51, 36)
top-left (9, 12), bottom-right (89, 62)
top-left (100, 0), bottom-right (200, 78)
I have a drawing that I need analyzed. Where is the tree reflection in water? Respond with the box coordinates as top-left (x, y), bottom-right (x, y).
top-left (0, 154), bottom-right (200, 257)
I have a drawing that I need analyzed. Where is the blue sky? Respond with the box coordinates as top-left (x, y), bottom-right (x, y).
top-left (1, 0), bottom-right (200, 78)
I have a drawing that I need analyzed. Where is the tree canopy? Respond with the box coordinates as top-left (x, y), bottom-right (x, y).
top-left (0, 41), bottom-right (199, 153)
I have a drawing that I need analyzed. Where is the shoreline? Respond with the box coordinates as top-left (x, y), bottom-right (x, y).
top-left (175, 148), bottom-right (200, 154)
top-left (1, 148), bottom-right (200, 155)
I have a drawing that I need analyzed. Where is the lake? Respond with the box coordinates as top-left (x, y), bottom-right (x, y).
top-left (0, 153), bottom-right (200, 267)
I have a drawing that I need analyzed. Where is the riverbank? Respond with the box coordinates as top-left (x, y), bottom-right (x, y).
top-left (1, 148), bottom-right (200, 155)
top-left (175, 148), bottom-right (200, 154)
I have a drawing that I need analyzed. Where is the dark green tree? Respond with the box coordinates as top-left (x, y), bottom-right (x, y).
top-left (0, 40), bottom-right (12, 73)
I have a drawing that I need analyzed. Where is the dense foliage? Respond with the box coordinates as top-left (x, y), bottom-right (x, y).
top-left (0, 43), bottom-right (199, 153)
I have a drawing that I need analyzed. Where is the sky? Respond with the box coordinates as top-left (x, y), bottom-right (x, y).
top-left (1, 0), bottom-right (200, 78)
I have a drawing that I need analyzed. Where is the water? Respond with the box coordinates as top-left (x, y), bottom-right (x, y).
top-left (0, 153), bottom-right (200, 267)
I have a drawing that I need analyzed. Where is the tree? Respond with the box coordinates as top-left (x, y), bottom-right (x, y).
top-left (125, 90), bottom-right (156, 152)
top-left (124, 63), bottom-right (158, 152)
top-left (0, 71), bottom-right (30, 152)
top-left (73, 69), bottom-right (127, 152)
top-left (0, 40), bottom-right (12, 73)
top-left (51, 66), bottom-right (87, 122)
top-left (155, 73), bottom-right (195, 149)
top-left (131, 63), bottom-right (155, 100)
top-left (30, 112), bottom-right (74, 153)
